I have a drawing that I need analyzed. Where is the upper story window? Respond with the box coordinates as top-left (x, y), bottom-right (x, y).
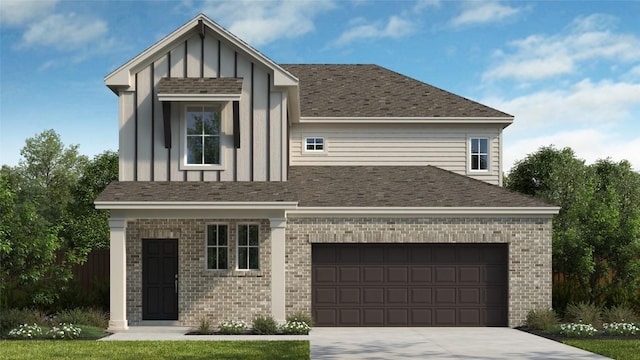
top-left (470, 137), bottom-right (489, 171)
top-left (206, 224), bottom-right (228, 270)
top-left (237, 224), bottom-right (259, 270)
top-left (305, 137), bottom-right (325, 152)
top-left (185, 105), bottom-right (221, 165)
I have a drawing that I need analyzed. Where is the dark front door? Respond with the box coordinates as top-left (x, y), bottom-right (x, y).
top-left (142, 239), bottom-right (178, 320)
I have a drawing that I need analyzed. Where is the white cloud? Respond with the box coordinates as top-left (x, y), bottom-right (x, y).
top-left (450, 1), bottom-right (521, 27)
top-left (484, 14), bottom-right (640, 81)
top-left (0, 0), bottom-right (58, 27)
top-left (335, 15), bottom-right (415, 46)
top-left (484, 79), bottom-right (640, 132)
top-left (504, 129), bottom-right (640, 172)
top-left (196, 0), bottom-right (334, 46)
top-left (21, 13), bottom-right (108, 50)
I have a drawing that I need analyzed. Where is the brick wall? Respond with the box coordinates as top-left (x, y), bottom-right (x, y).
top-left (126, 219), bottom-right (272, 326)
top-left (285, 217), bottom-right (553, 327)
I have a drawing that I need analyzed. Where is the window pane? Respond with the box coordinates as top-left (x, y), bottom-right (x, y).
top-left (480, 155), bottom-right (488, 170)
top-left (249, 225), bottom-right (259, 246)
top-left (471, 138), bottom-right (479, 153)
top-left (207, 247), bottom-right (217, 269)
top-left (218, 248), bottom-right (228, 269)
top-left (218, 225), bottom-right (228, 246)
top-left (207, 225), bottom-right (217, 246)
top-left (187, 136), bottom-right (203, 164)
top-left (306, 144), bottom-right (314, 150)
top-left (479, 139), bottom-right (488, 154)
top-left (204, 136), bottom-right (220, 164)
top-left (238, 248), bottom-right (248, 269)
top-left (187, 112), bottom-right (202, 135)
top-left (238, 225), bottom-right (248, 246)
top-left (471, 155), bottom-right (479, 170)
top-left (202, 111), bottom-right (220, 135)
top-left (249, 248), bottom-right (259, 269)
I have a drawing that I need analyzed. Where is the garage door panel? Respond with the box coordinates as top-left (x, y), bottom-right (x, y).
top-left (339, 309), bottom-right (360, 325)
top-left (339, 267), bottom-right (360, 282)
top-left (314, 267), bottom-right (337, 283)
top-left (387, 309), bottom-right (409, 325)
top-left (387, 288), bottom-right (409, 304)
top-left (411, 267), bottom-right (432, 283)
top-left (435, 267), bottom-right (456, 283)
top-left (363, 309), bottom-right (384, 325)
top-left (339, 288), bottom-right (360, 304)
top-left (387, 267), bottom-right (409, 282)
top-left (363, 267), bottom-right (384, 282)
top-left (363, 288), bottom-right (384, 304)
top-left (314, 288), bottom-right (337, 304)
top-left (411, 288), bottom-right (432, 304)
top-left (312, 244), bottom-right (507, 327)
top-left (459, 267), bottom-right (481, 283)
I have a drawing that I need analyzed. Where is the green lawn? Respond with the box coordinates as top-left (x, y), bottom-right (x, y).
top-left (563, 339), bottom-right (640, 360)
top-left (0, 340), bottom-right (310, 360)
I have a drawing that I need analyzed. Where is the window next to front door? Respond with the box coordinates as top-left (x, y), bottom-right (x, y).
top-left (237, 224), bottom-right (259, 270)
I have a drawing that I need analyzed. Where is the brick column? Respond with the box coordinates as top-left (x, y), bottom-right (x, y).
top-left (270, 218), bottom-right (287, 322)
top-left (108, 218), bottom-right (128, 331)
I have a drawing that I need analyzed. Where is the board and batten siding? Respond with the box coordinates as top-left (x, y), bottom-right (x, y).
top-left (290, 123), bottom-right (503, 185)
top-left (118, 31), bottom-right (287, 182)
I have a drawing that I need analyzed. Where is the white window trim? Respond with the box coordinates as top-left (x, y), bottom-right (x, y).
top-left (205, 223), bottom-right (229, 271)
top-left (467, 136), bottom-right (490, 173)
top-left (236, 223), bottom-right (260, 271)
top-left (179, 102), bottom-right (227, 171)
top-left (303, 136), bottom-right (327, 154)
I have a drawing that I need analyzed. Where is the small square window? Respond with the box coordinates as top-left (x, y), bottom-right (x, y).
top-left (470, 137), bottom-right (489, 171)
top-left (237, 224), bottom-right (259, 270)
top-left (206, 224), bottom-right (228, 270)
top-left (305, 137), bottom-right (324, 152)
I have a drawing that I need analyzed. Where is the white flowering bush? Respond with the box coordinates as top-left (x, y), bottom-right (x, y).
top-left (280, 321), bottom-right (311, 335)
top-left (7, 324), bottom-right (44, 339)
top-left (559, 323), bottom-right (598, 337)
top-left (218, 320), bottom-right (247, 334)
top-left (49, 323), bottom-right (82, 339)
top-left (603, 322), bottom-right (640, 336)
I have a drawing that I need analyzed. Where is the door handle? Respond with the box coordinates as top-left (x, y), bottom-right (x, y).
top-left (175, 274), bottom-right (178, 293)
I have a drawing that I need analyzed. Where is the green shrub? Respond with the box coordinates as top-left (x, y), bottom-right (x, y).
top-left (526, 308), bottom-right (558, 330)
top-left (559, 323), bottom-right (598, 337)
top-left (49, 323), bottom-right (82, 339)
top-left (252, 315), bottom-right (278, 335)
top-left (565, 302), bottom-right (602, 327)
top-left (603, 322), bottom-right (640, 336)
top-left (218, 320), bottom-right (247, 335)
top-left (195, 317), bottom-right (213, 335)
top-left (0, 309), bottom-right (49, 334)
top-left (55, 308), bottom-right (108, 328)
top-left (286, 311), bottom-right (314, 327)
top-left (603, 305), bottom-right (638, 323)
top-left (6, 323), bottom-right (45, 339)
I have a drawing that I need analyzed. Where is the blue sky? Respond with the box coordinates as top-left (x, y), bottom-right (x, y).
top-left (1, 0), bottom-right (639, 171)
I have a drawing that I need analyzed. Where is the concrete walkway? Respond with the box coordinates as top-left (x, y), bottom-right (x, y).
top-left (309, 328), bottom-right (610, 360)
top-left (100, 326), bottom-right (610, 359)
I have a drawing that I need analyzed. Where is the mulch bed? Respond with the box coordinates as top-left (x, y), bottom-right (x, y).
top-left (516, 326), bottom-right (640, 341)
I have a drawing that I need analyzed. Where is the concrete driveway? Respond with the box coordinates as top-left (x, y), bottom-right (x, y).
top-left (310, 328), bottom-right (610, 360)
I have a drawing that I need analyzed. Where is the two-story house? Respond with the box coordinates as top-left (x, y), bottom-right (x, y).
top-left (96, 14), bottom-right (558, 331)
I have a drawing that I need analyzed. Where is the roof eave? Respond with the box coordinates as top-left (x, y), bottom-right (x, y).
top-left (297, 117), bottom-right (514, 125)
top-left (287, 207), bottom-right (560, 217)
top-left (94, 201), bottom-right (299, 210)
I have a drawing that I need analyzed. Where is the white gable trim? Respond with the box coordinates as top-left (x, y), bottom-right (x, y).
top-left (104, 14), bottom-right (298, 92)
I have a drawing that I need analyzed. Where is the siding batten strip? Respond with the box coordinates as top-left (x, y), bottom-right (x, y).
top-left (250, 62), bottom-right (254, 181)
top-left (166, 53), bottom-right (171, 180)
top-left (233, 51), bottom-right (238, 181)
top-left (134, 73), bottom-right (138, 181)
top-left (266, 73), bottom-right (271, 181)
top-left (217, 40), bottom-right (221, 78)
top-left (150, 63), bottom-right (155, 181)
top-left (184, 40), bottom-right (188, 78)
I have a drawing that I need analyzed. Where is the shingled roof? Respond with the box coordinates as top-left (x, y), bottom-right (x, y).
top-left (96, 166), bottom-right (553, 208)
top-left (282, 64), bottom-right (511, 118)
top-left (158, 77), bottom-right (243, 95)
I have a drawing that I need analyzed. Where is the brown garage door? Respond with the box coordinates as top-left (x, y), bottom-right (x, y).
top-left (312, 243), bottom-right (508, 326)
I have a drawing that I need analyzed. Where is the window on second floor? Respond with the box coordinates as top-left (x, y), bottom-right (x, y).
top-left (305, 137), bottom-right (325, 152)
top-left (185, 105), bottom-right (221, 166)
top-left (470, 137), bottom-right (489, 171)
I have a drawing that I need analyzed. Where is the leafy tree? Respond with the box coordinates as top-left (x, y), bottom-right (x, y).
top-left (506, 146), bottom-right (640, 310)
